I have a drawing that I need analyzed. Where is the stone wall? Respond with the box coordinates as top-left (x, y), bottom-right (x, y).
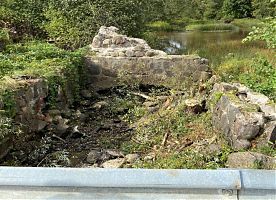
top-left (85, 26), bottom-right (212, 89)
top-left (85, 55), bottom-right (211, 89)
top-left (0, 77), bottom-right (74, 159)
top-left (210, 82), bottom-right (276, 150)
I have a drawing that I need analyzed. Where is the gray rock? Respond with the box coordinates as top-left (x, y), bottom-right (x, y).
top-left (212, 94), bottom-right (264, 150)
top-left (135, 51), bottom-right (145, 57)
top-left (260, 104), bottom-right (276, 119)
top-left (102, 39), bottom-right (111, 47)
top-left (264, 121), bottom-right (276, 144)
top-left (81, 90), bottom-right (93, 99)
top-left (145, 50), bottom-right (156, 57)
top-left (247, 92), bottom-right (269, 105)
top-left (112, 35), bottom-right (126, 45)
top-left (48, 109), bottom-right (61, 117)
top-left (92, 101), bottom-right (109, 109)
top-left (226, 152), bottom-right (275, 169)
top-left (87, 150), bottom-right (102, 164)
top-left (125, 49), bottom-right (135, 57)
top-left (56, 119), bottom-right (69, 135)
top-left (91, 36), bottom-right (102, 48)
top-left (105, 149), bottom-right (124, 158)
top-left (184, 98), bottom-right (204, 114)
top-left (212, 82), bottom-right (238, 93)
top-left (144, 154), bottom-right (154, 162)
top-left (125, 154), bottom-right (140, 163)
top-left (102, 158), bottom-right (125, 168)
top-left (32, 119), bottom-right (47, 132)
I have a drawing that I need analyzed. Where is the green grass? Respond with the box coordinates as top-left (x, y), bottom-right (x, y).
top-left (232, 18), bottom-right (263, 31)
top-left (147, 20), bottom-right (185, 32)
top-left (0, 41), bottom-right (85, 92)
top-left (186, 23), bottom-right (238, 32)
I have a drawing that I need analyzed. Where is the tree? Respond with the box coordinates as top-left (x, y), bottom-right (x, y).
top-left (252, 0), bottom-right (276, 18)
top-left (204, 0), bottom-right (224, 19)
top-left (222, 0), bottom-right (253, 19)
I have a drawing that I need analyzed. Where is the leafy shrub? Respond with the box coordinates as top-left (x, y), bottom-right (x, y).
top-left (239, 57), bottom-right (276, 100)
top-left (0, 41), bottom-right (86, 106)
top-left (1, 0), bottom-right (150, 49)
top-left (0, 28), bottom-right (11, 50)
top-left (218, 56), bottom-right (276, 100)
top-left (243, 17), bottom-right (276, 49)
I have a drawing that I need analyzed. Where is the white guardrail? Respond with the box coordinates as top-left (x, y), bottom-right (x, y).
top-left (0, 167), bottom-right (275, 200)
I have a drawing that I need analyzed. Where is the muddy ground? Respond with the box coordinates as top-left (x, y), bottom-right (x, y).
top-left (1, 84), bottom-right (175, 167)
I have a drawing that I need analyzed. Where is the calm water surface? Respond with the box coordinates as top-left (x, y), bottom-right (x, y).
top-left (160, 31), bottom-right (248, 55)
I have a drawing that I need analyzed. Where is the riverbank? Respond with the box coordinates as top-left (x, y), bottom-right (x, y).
top-left (147, 18), bottom-right (262, 32)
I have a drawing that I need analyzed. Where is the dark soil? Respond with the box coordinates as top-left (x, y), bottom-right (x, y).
top-left (0, 84), bottom-right (170, 167)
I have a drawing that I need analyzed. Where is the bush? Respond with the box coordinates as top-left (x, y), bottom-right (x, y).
top-left (0, 41), bottom-right (86, 105)
top-left (1, 0), bottom-right (150, 49)
top-left (239, 57), bottom-right (276, 100)
top-left (0, 28), bottom-right (10, 50)
top-left (243, 17), bottom-right (276, 49)
top-left (218, 56), bottom-right (276, 100)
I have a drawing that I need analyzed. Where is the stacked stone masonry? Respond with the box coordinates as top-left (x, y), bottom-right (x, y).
top-left (86, 26), bottom-right (212, 88)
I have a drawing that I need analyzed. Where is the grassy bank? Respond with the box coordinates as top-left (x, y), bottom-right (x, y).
top-left (147, 18), bottom-right (263, 32)
top-left (193, 39), bottom-right (276, 100)
top-left (186, 23), bottom-right (237, 32)
top-left (147, 21), bottom-right (186, 32)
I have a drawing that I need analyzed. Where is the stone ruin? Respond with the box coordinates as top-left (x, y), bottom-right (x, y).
top-left (0, 26), bottom-right (275, 169)
top-left (210, 82), bottom-right (276, 150)
top-left (86, 26), bottom-right (212, 89)
top-left (90, 26), bottom-right (167, 57)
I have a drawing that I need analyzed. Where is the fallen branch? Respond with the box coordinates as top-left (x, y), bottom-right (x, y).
top-left (52, 134), bottom-right (66, 143)
top-left (161, 132), bottom-right (169, 146)
top-left (131, 92), bottom-right (153, 100)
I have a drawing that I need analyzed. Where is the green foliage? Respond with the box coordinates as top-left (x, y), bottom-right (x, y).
top-left (0, 116), bottom-right (22, 139)
top-left (252, 0), bottom-right (276, 18)
top-left (218, 56), bottom-right (276, 100)
top-left (0, 41), bottom-right (86, 107)
top-left (1, 0), bottom-right (151, 49)
top-left (44, 0), bottom-right (148, 49)
top-left (232, 18), bottom-right (262, 31)
top-left (0, 0), bottom-right (47, 38)
top-left (147, 21), bottom-right (175, 31)
top-left (238, 57), bottom-right (276, 100)
top-left (137, 145), bottom-right (233, 169)
top-left (222, 0), bottom-right (253, 19)
top-left (243, 18), bottom-right (276, 49)
top-left (204, 0), bottom-right (224, 19)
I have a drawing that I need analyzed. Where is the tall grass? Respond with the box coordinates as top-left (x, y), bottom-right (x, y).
top-left (186, 23), bottom-right (238, 31)
top-left (232, 18), bottom-right (263, 31)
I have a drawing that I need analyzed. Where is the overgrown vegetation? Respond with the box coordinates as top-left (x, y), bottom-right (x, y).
top-left (118, 93), bottom-right (234, 169)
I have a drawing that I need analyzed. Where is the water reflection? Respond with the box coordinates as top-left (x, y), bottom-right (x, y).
top-left (159, 31), bottom-right (248, 55)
